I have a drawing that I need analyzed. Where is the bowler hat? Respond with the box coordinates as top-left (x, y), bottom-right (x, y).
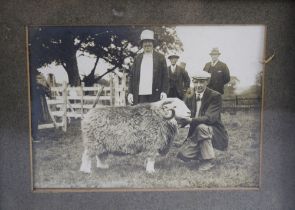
top-left (209, 48), bottom-right (221, 55)
top-left (191, 71), bottom-right (211, 81)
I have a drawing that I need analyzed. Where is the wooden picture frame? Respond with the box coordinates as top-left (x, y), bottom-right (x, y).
top-left (1, 1), bottom-right (295, 209)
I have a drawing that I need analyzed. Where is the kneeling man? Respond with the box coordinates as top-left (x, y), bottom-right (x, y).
top-left (177, 71), bottom-right (229, 171)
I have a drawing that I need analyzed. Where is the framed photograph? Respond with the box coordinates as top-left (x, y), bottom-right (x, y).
top-left (2, 1), bottom-right (295, 209)
top-left (27, 25), bottom-right (265, 190)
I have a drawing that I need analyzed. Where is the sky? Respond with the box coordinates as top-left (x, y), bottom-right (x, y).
top-left (38, 25), bottom-right (265, 92)
top-left (175, 25), bottom-right (266, 92)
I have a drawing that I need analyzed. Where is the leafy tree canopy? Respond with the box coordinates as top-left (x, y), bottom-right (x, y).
top-left (29, 26), bottom-right (183, 86)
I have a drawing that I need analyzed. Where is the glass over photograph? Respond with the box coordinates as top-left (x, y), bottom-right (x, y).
top-left (28, 25), bottom-right (265, 189)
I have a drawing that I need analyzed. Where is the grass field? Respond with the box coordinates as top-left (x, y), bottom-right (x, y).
top-left (33, 111), bottom-right (261, 189)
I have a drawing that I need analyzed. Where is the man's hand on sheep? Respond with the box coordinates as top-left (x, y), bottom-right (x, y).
top-left (127, 93), bottom-right (133, 104)
top-left (160, 92), bottom-right (167, 100)
top-left (178, 117), bottom-right (192, 128)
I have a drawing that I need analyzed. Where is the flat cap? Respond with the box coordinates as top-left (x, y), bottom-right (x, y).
top-left (168, 54), bottom-right (180, 59)
top-left (191, 71), bottom-right (211, 81)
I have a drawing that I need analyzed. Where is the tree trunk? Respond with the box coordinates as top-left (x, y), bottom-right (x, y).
top-left (64, 54), bottom-right (81, 87)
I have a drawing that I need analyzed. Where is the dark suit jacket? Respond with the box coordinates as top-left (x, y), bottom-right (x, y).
top-left (168, 65), bottom-right (190, 98)
top-left (203, 61), bottom-right (230, 94)
top-left (128, 51), bottom-right (169, 104)
top-left (184, 87), bottom-right (229, 151)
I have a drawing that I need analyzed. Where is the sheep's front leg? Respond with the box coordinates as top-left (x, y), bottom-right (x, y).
top-left (96, 155), bottom-right (109, 169)
top-left (146, 157), bottom-right (156, 173)
top-left (80, 149), bottom-right (92, 173)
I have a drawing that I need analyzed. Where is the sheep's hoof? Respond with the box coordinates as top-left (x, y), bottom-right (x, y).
top-left (146, 159), bottom-right (156, 173)
top-left (80, 168), bottom-right (91, 174)
top-left (96, 163), bottom-right (109, 169)
top-left (146, 168), bottom-right (156, 174)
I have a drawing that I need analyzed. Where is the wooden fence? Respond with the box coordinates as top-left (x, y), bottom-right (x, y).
top-left (38, 74), bottom-right (261, 131)
top-left (222, 96), bottom-right (261, 113)
top-left (39, 74), bottom-right (127, 131)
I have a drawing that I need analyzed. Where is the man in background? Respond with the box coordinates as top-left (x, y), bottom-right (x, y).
top-left (203, 48), bottom-right (230, 95)
top-left (177, 71), bottom-right (229, 171)
top-left (167, 54), bottom-right (190, 100)
top-left (31, 72), bottom-right (53, 142)
top-left (128, 29), bottom-right (169, 105)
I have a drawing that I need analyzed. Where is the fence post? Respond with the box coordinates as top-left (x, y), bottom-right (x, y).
top-left (81, 82), bottom-right (84, 119)
top-left (114, 75), bottom-right (119, 106)
top-left (121, 73), bottom-right (126, 106)
top-left (62, 81), bottom-right (67, 132)
top-left (235, 95), bottom-right (239, 106)
top-left (110, 76), bottom-right (114, 106)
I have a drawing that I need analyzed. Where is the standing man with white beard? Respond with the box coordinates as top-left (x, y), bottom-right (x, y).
top-left (128, 29), bottom-right (169, 105)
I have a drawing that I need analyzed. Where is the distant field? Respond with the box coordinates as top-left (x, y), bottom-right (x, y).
top-left (33, 111), bottom-right (261, 189)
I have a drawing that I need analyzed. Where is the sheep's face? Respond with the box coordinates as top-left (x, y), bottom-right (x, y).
top-left (160, 98), bottom-right (191, 121)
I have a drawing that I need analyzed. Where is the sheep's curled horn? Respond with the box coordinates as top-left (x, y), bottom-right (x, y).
top-left (160, 100), bottom-right (175, 120)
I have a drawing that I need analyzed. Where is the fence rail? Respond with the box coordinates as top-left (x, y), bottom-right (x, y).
top-left (38, 75), bottom-right (127, 131)
top-left (38, 77), bottom-right (261, 131)
top-left (222, 96), bottom-right (261, 112)
top-left (51, 86), bottom-right (112, 92)
top-left (42, 83), bottom-right (107, 131)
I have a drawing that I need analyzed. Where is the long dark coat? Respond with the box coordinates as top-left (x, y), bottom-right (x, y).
top-left (31, 74), bottom-right (52, 138)
top-left (184, 87), bottom-right (229, 151)
top-left (203, 61), bottom-right (230, 94)
top-left (128, 51), bottom-right (169, 104)
top-left (168, 65), bottom-right (190, 99)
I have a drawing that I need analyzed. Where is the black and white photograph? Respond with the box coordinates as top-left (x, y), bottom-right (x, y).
top-left (28, 25), bottom-right (265, 189)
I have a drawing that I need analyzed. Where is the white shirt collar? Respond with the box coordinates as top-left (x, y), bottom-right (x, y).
top-left (195, 90), bottom-right (205, 117)
top-left (211, 60), bottom-right (219, 66)
top-left (171, 64), bottom-right (176, 72)
top-left (195, 90), bottom-right (205, 99)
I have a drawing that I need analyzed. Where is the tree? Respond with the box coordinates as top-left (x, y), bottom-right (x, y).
top-left (223, 76), bottom-right (240, 97)
top-left (81, 26), bottom-right (184, 86)
top-left (29, 27), bottom-right (112, 86)
top-left (29, 26), bottom-right (183, 87)
top-left (239, 71), bottom-right (263, 98)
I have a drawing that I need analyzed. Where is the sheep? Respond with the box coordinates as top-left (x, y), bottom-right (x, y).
top-left (79, 98), bottom-right (191, 174)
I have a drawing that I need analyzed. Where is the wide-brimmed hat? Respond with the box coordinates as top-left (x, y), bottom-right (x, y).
top-left (209, 48), bottom-right (221, 55)
top-left (168, 54), bottom-right (180, 59)
top-left (191, 71), bottom-right (211, 81)
top-left (140, 29), bottom-right (155, 42)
